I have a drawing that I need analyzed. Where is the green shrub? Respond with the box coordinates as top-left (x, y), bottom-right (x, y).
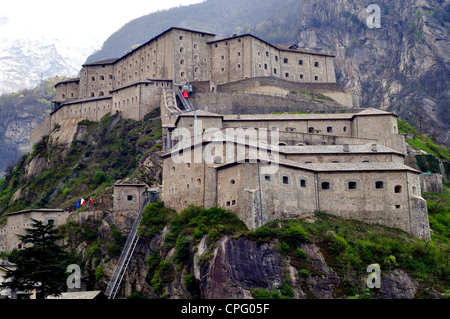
top-left (184, 273), bottom-right (197, 292)
top-left (95, 265), bottom-right (105, 281)
top-left (328, 235), bottom-right (348, 256)
top-left (174, 236), bottom-right (191, 265)
top-left (279, 283), bottom-right (294, 298)
top-left (294, 248), bottom-right (307, 259)
top-left (251, 288), bottom-right (281, 299)
top-left (298, 269), bottom-right (310, 277)
top-left (275, 242), bottom-right (290, 255)
top-left (283, 225), bottom-right (308, 244)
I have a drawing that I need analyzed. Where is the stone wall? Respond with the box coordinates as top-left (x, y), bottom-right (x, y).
top-left (113, 184), bottom-right (147, 212)
top-left (212, 161), bottom-right (429, 239)
top-left (216, 76), bottom-right (345, 94)
top-left (0, 209), bottom-right (69, 253)
top-left (191, 92), bottom-right (351, 115)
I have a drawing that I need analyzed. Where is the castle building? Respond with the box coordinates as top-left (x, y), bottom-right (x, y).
top-left (30, 27), bottom-right (345, 147)
top-left (24, 26), bottom-right (431, 241)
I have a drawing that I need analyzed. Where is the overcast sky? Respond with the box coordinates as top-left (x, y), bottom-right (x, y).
top-left (0, 0), bottom-right (204, 44)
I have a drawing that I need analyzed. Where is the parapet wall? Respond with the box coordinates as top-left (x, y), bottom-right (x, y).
top-left (191, 92), bottom-right (359, 115)
top-left (217, 76), bottom-right (346, 94)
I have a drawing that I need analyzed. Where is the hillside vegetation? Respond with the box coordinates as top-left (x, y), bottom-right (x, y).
top-left (0, 109), bottom-right (163, 217)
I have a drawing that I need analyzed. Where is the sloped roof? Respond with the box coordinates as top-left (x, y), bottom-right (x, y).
top-left (46, 291), bottom-right (105, 299)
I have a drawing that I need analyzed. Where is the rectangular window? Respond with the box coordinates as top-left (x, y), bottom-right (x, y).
top-left (314, 62), bottom-right (319, 67)
top-left (321, 182), bottom-right (330, 190)
top-left (283, 58), bottom-right (289, 64)
top-left (299, 179), bottom-right (307, 188)
top-left (327, 127), bottom-right (333, 133)
top-left (375, 181), bottom-right (384, 189)
top-left (282, 176), bottom-right (290, 185)
top-left (299, 60), bottom-right (303, 65)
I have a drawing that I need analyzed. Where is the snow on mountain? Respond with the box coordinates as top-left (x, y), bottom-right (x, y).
top-left (0, 15), bottom-right (100, 95)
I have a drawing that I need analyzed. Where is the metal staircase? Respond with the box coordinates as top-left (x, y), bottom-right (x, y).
top-left (176, 88), bottom-right (195, 112)
top-left (105, 199), bottom-right (149, 299)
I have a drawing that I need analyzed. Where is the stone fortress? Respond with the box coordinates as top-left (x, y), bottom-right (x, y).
top-left (1, 26), bottom-right (431, 255)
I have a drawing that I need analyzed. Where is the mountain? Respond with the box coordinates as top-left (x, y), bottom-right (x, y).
top-left (0, 12), bottom-right (99, 96)
top-left (0, 78), bottom-right (59, 178)
top-left (86, 0), bottom-right (450, 146)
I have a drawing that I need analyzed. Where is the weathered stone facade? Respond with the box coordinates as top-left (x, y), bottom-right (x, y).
top-left (31, 27), bottom-right (350, 146)
top-left (0, 209), bottom-right (68, 253)
top-left (161, 109), bottom-right (431, 240)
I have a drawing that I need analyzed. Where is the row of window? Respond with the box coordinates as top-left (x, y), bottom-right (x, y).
top-left (262, 174), bottom-right (412, 194)
top-left (90, 74), bottom-right (113, 82)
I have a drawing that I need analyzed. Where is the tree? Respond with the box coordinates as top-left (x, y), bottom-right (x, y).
top-left (0, 219), bottom-right (73, 299)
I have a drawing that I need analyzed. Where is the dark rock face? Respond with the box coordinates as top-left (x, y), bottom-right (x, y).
top-left (301, 244), bottom-right (340, 299)
top-left (201, 237), bottom-right (283, 299)
top-left (376, 269), bottom-right (419, 299)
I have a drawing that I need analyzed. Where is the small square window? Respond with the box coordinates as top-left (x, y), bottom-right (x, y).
top-left (348, 182), bottom-right (357, 190)
top-left (327, 127), bottom-right (333, 133)
top-left (283, 58), bottom-right (289, 64)
top-left (375, 181), bottom-right (384, 189)
top-left (314, 62), bottom-right (319, 67)
top-left (127, 195), bottom-right (133, 201)
top-left (321, 182), bottom-right (330, 190)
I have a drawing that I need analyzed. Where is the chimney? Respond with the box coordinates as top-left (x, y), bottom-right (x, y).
top-left (343, 144), bottom-right (349, 152)
top-left (371, 144), bottom-right (377, 152)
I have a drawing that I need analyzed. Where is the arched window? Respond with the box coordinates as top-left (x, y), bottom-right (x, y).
top-left (394, 185), bottom-right (402, 193)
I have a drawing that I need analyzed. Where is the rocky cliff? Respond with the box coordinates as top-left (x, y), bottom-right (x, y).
top-left (0, 78), bottom-right (58, 178)
top-left (66, 204), bottom-right (448, 299)
top-left (292, 0), bottom-right (449, 145)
